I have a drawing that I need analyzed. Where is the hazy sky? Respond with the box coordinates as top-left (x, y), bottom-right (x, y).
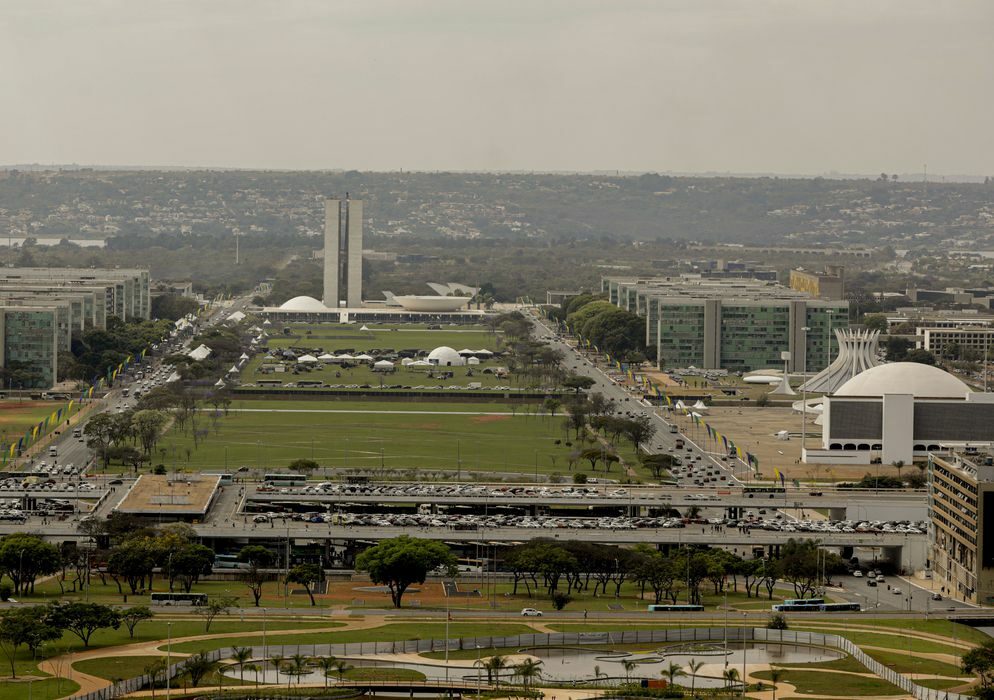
top-left (1, 0), bottom-right (991, 175)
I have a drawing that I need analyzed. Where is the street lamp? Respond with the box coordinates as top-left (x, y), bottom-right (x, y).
top-left (166, 621), bottom-right (173, 699)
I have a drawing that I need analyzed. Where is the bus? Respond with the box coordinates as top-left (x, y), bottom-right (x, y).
top-left (744, 485), bottom-right (786, 498)
top-left (214, 553), bottom-right (250, 570)
top-left (263, 473), bottom-right (307, 487)
top-left (204, 472), bottom-right (234, 485)
top-left (772, 598), bottom-right (860, 613)
top-left (151, 592), bottom-right (208, 606)
top-left (647, 604), bottom-right (705, 612)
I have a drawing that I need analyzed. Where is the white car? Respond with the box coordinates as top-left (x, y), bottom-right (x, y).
top-left (521, 608), bottom-right (543, 617)
top-left (853, 570), bottom-right (863, 577)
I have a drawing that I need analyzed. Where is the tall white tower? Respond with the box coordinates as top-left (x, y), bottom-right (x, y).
top-left (322, 197), bottom-right (363, 308)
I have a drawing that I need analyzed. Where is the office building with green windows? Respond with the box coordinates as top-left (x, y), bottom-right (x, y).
top-left (602, 275), bottom-right (849, 373)
top-left (0, 267), bottom-right (150, 321)
top-left (0, 306), bottom-right (60, 388)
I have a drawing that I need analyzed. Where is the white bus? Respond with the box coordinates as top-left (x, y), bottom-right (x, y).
top-left (150, 592), bottom-right (208, 606)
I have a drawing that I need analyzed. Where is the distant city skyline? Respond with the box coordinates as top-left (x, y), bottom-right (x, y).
top-left (1, 1), bottom-right (991, 176)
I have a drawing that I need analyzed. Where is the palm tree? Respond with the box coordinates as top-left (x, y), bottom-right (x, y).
top-left (287, 654), bottom-right (309, 689)
top-left (230, 647), bottom-right (252, 684)
top-left (663, 661), bottom-right (685, 688)
top-left (687, 659), bottom-right (704, 697)
top-left (768, 666), bottom-right (784, 700)
top-left (514, 659), bottom-right (543, 690)
top-left (315, 656), bottom-right (338, 688)
top-left (268, 653), bottom-right (284, 677)
top-left (242, 663), bottom-right (261, 688)
top-left (593, 664), bottom-right (606, 684)
top-left (723, 667), bottom-right (740, 692)
top-left (486, 655), bottom-right (509, 687)
top-left (622, 659), bottom-right (637, 683)
top-left (333, 660), bottom-right (352, 682)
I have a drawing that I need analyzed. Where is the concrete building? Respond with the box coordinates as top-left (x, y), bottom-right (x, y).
top-left (0, 267), bottom-right (150, 320)
top-left (916, 326), bottom-right (994, 357)
top-left (0, 306), bottom-right (60, 387)
top-left (602, 276), bottom-right (848, 373)
top-left (812, 363), bottom-right (994, 466)
top-left (928, 448), bottom-right (994, 604)
top-left (789, 266), bottom-right (845, 300)
top-left (907, 286), bottom-right (994, 309)
top-left (323, 198), bottom-right (363, 308)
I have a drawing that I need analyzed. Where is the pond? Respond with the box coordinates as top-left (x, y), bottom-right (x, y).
top-left (223, 641), bottom-right (842, 689)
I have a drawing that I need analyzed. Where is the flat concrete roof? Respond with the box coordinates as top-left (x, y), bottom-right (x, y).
top-left (115, 474), bottom-right (220, 517)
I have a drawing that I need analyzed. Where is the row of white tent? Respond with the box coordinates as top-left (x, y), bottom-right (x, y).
top-left (674, 399), bottom-right (709, 412)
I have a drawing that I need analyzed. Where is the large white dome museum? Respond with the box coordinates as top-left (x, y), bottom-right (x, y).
top-left (278, 296), bottom-right (330, 313)
top-left (833, 362), bottom-right (970, 399)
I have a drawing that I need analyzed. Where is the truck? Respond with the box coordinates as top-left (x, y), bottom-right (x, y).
top-left (674, 438), bottom-right (685, 450)
top-left (668, 425), bottom-right (679, 434)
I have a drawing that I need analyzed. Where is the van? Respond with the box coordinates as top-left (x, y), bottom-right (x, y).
top-left (674, 439), bottom-right (685, 449)
top-left (72, 428), bottom-right (82, 438)
top-left (668, 425), bottom-right (678, 434)
top-left (48, 446), bottom-right (58, 457)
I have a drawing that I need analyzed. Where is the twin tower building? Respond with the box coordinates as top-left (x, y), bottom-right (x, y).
top-left (323, 197), bottom-right (363, 308)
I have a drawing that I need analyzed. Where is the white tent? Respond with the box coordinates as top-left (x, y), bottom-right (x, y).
top-left (297, 354), bottom-right (318, 364)
top-left (457, 348), bottom-right (475, 356)
top-left (467, 356), bottom-right (481, 365)
top-left (474, 349), bottom-right (494, 356)
top-left (214, 378), bottom-right (226, 387)
top-left (692, 400), bottom-right (709, 411)
top-left (409, 359), bottom-right (432, 367)
top-left (187, 344), bottom-right (212, 361)
top-left (227, 311), bottom-right (246, 322)
top-left (400, 357), bottom-right (414, 366)
top-left (262, 319), bottom-right (272, 326)
top-left (337, 354), bottom-right (355, 361)
top-left (318, 353), bottom-right (336, 362)
top-left (674, 400), bottom-right (687, 410)
top-left (355, 353), bottom-right (374, 362)
top-left (239, 352), bottom-right (250, 361)
top-left (360, 324), bottom-right (370, 331)
top-left (227, 365), bottom-right (239, 374)
top-left (373, 360), bottom-right (394, 369)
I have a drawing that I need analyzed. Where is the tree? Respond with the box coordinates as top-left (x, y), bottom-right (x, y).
top-left (862, 314), bottom-right (888, 333)
top-left (238, 545), bottom-right (275, 606)
top-left (768, 666), bottom-right (785, 700)
top-left (580, 447), bottom-right (603, 471)
top-left (723, 667), bottom-right (740, 690)
top-left (641, 453), bottom-right (676, 480)
top-left (483, 655), bottom-right (509, 687)
top-left (0, 607), bottom-right (61, 677)
top-left (230, 647), bottom-right (252, 684)
top-left (183, 651), bottom-right (214, 687)
top-left (687, 659), bottom-right (703, 697)
top-left (288, 563), bottom-right (323, 606)
top-left (663, 661), bottom-right (685, 687)
top-left (622, 658), bottom-right (637, 683)
top-left (767, 613), bottom-right (788, 630)
top-left (315, 655), bottom-right (339, 688)
top-left (550, 591), bottom-right (571, 610)
top-left (84, 412), bottom-right (117, 469)
top-left (132, 410), bottom-right (169, 457)
top-left (354, 536), bottom-right (456, 608)
top-left (47, 602), bottom-right (121, 648)
top-left (107, 538), bottom-right (157, 594)
top-left (286, 653), bottom-right (309, 689)
top-left (543, 398), bottom-right (561, 419)
top-left (196, 595), bottom-right (238, 633)
top-left (623, 415), bottom-right (656, 452)
top-left (121, 606), bottom-right (154, 639)
top-left (287, 458), bottom-right (319, 475)
top-left (562, 375), bottom-right (595, 393)
top-left (779, 539), bottom-right (822, 598)
top-left (964, 641), bottom-right (994, 697)
top-left (170, 544), bottom-right (215, 593)
top-left (0, 533), bottom-right (62, 594)
top-left (514, 658), bottom-right (543, 689)
top-left (907, 348), bottom-right (937, 365)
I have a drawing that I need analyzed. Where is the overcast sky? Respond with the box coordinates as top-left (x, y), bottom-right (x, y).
top-left (1, 0), bottom-right (991, 176)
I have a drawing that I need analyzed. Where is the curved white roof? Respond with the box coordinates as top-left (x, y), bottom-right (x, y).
top-left (279, 296), bottom-right (329, 312)
top-left (834, 362), bottom-right (970, 398)
top-left (427, 346), bottom-right (464, 364)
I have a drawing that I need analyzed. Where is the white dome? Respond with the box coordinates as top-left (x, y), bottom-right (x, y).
top-left (834, 362), bottom-right (970, 398)
top-left (427, 346), bottom-right (465, 366)
top-left (279, 296), bottom-right (329, 312)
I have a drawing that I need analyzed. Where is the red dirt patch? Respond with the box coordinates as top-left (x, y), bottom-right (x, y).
top-left (411, 422), bottom-right (443, 430)
top-left (470, 415), bottom-right (511, 424)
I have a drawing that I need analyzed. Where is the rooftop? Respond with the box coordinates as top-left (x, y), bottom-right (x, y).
top-left (115, 474), bottom-right (221, 516)
top-left (833, 362), bottom-right (970, 398)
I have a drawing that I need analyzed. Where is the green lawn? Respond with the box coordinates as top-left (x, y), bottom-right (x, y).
top-left (264, 324), bottom-right (503, 354)
top-left (168, 622), bottom-right (536, 654)
top-left (915, 677), bottom-right (971, 690)
top-left (751, 669), bottom-right (904, 696)
top-left (74, 655), bottom-right (165, 682)
top-left (342, 667), bottom-right (426, 681)
top-left (0, 678), bottom-right (80, 700)
top-left (0, 400), bottom-right (68, 447)
top-left (859, 618), bottom-right (990, 645)
top-left (154, 397), bottom-right (594, 476)
top-left (793, 628), bottom-right (966, 656)
top-left (866, 649), bottom-right (964, 677)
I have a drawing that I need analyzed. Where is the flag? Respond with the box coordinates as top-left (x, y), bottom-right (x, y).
top-left (8, 442), bottom-right (16, 457)
top-left (31, 425), bottom-right (39, 440)
top-left (721, 435), bottom-right (729, 450)
top-left (15, 438), bottom-right (22, 454)
top-left (773, 467), bottom-right (781, 482)
top-left (88, 386), bottom-right (95, 398)
top-left (67, 400), bottom-right (74, 414)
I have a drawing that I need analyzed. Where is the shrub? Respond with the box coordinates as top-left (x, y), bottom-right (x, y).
top-left (551, 592), bottom-right (572, 610)
top-left (767, 613), bottom-right (788, 630)
top-left (573, 473), bottom-right (588, 484)
top-left (0, 582), bottom-right (12, 601)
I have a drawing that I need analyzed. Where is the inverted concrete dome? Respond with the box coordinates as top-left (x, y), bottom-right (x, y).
top-left (392, 295), bottom-right (470, 312)
top-left (279, 296), bottom-right (329, 312)
top-left (833, 362), bottom-right (970, 398)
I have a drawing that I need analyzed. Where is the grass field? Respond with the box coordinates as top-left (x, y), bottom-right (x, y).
top-left (0, 678), bottom-right (79, 700)
top-left (265, 324), bottom-right (503, 354)
top-left (0, 400), bottom-right (66, 446)
top-left (74, 656), bottom-right (164, 682)
top-left (751, 668), bottom-right (904, 696)
top-left (153, 397), bottom-right (638, 478)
